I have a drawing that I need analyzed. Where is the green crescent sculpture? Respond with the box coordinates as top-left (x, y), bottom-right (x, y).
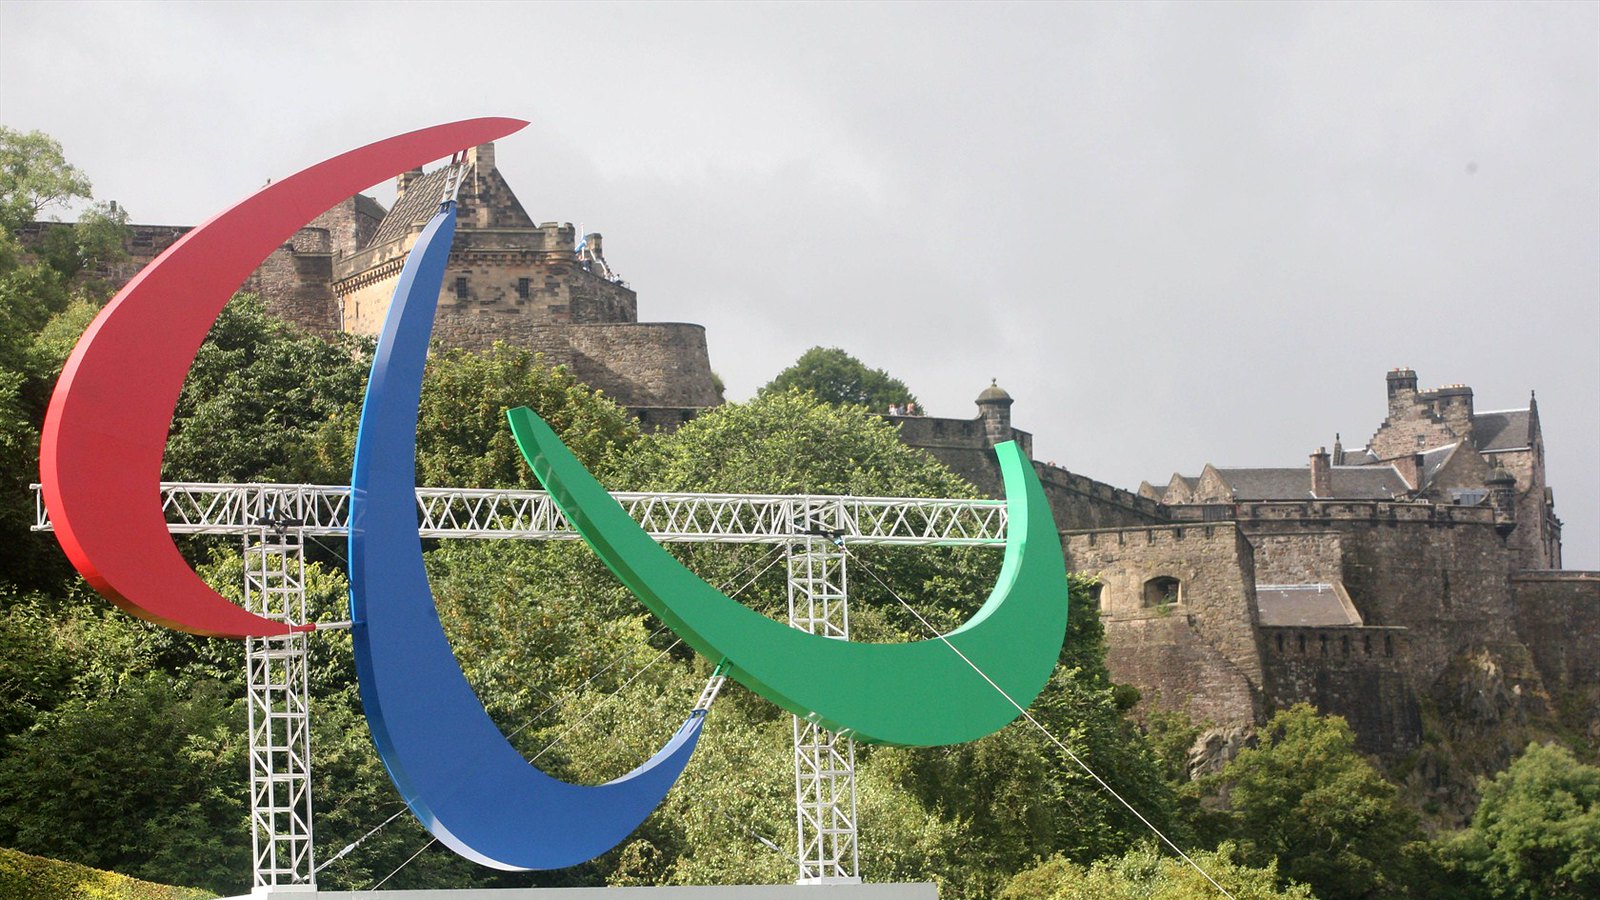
top-left (508, 407), bottom-right (1069, 746)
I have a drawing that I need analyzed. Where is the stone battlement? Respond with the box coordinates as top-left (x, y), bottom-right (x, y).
top-left (1167, 500), bottom-right (1498, 526)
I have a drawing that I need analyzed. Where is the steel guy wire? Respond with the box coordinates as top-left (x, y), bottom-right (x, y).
top-left (845, 547), bottom-right (1239, 900)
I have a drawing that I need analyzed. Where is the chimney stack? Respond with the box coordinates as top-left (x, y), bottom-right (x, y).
top-left (1310, 448), bottom-right (1332, 498)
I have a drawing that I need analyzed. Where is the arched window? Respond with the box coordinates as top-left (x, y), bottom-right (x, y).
top-left (1085, 583), bottom-right (1104, 610)
top-left (1142, 576), bottom-right (1181, 608)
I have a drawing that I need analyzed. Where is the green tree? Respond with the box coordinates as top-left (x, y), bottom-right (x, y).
top-left (414, 343), bottom-right (638, 486)
top-left (163, 294), bottom-right (372, 484)
top-left (762, 346), bottom-right (919, 413)
top-left (999, 842), bottom-right (1314, 900)
top-left (1441, 741), bottom-right (1600, 899)
top-left (0, 130), bottom-right (128, 593)
top-left (1199, 703), bottom-right (1420, 898)
top-left (310, 342), bottom-right (640, 490)
top-left (0, 673), bottom-right (249, 893)
top-left (0, 127), bottom-right (92, 233)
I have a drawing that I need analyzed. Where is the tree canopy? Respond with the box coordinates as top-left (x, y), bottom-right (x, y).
top-left (1438, 742), bottom-right (1600, 899)
top-left (761, 346), bottom-right (919, 413)
top-left (1197, 704), bottom-right (1422, 898)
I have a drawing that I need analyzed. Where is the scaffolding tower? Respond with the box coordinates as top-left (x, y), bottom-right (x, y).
top-left (243, 515), bottom-right (316, 888)
top-left (788, 497), bottom-right (860, 883)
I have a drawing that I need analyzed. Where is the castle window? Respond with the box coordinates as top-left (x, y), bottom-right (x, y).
top-left (1085, 583), bottom-right (1104, 610)
top-left (454, 276), bottom-right (469, 300)
top-left (1142, 576), bottom-right (1181, 608)
top-left (517, 277), bottom-right (531, 300)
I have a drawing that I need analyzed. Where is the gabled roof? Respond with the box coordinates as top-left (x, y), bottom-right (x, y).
top-left (1472, 408), bottom-right (1533, 452)
top-left (1418, 443), bottom-right (1458, 489)
top-left (1329, 467), bottom-right (1411, 499)
top-left (353, 192), bottom-right (388, 222)
top-left (368, 168), bottom-right (454, 248)
top-left (1340, 447), bottom-right (1379, 466)
top-left (1204, 466), bottom-right (1410, 501)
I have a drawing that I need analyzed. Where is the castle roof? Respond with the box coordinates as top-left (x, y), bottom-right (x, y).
top-left (1417, 443), bottom-right (1458, 489)
top-left (1471, 408), bottom-right (1533, 452)
top-left (367, 167), bottom-right (454, 249)
top-left (1210, 466), bottom-right (1409, 501)
top-left (1255, 583), bottom-right (1363, 627)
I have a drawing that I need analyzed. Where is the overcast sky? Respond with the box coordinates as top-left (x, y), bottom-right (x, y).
top-left (3, 1), bottom-right (1595, 567)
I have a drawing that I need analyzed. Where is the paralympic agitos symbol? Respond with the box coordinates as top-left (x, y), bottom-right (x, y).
top-left (38, 120), bottom-right (1070, 871)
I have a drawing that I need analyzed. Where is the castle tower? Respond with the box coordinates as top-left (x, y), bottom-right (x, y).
top-left (976, 380), bottom-right (1014, 448)
top-left (1487, 465), bottom-right (1518, 536)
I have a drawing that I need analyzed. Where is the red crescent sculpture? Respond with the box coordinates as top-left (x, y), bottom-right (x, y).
top-left (39, 118), bottom-right (529, 638)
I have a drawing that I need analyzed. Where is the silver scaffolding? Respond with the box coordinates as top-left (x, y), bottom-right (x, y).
top-left (787, 497), bottom-right (860, 883)
top-left (34, 481), bottom-right (1008, 888)
top-left (243, 519), bottom-right (315, 888)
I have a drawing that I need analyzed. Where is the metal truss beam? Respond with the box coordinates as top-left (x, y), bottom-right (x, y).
top-left (33, 482), bottom-right (1006, 887)
top-left (36, 482), bottom-right (1006, 545)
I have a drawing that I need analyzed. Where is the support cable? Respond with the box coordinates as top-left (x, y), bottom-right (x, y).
top-left (846, 549), bottom-right (1239, 900)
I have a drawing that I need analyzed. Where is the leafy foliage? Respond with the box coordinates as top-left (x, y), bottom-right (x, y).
top-left (163, 294), bottom-right (372, 484)
top-left (1198, 704), bottom-right (1422, 898)
top-left (0, 673), bottom-right (249, 892)
top-left (1437, 742), bottom-right (1600, 899)
top-left (999, 842), bottom-right (1314, 900)
top-left (762, 346), bottom-right (919, 412)
top-left (0, 128), bottom-right (92, 233)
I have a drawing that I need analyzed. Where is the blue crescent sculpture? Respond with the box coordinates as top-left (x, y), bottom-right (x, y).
top-left (347, 196), bottom-right (703, 871)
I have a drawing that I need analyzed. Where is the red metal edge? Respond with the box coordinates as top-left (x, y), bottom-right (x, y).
top-left (38, 118), bottom-right (529, 637)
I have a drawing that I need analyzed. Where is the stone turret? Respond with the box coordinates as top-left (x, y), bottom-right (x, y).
top-left (1488, 465), bottom-right (1518, 535)
top-left (976, 380), bottom-right (1014, 447)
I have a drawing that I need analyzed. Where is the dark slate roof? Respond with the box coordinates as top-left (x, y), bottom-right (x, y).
top-left (1339, 447), bottom-right (1378, 466)
top-left (1331, 467), bottom-right (1411, 498)
top-left (1256, 584), bottom-right (1361, 627)
top-left (368, 168), bottom-right (453, 248)
top-left (1472, 409), bottom-right (1532, 452)
top-left (1212, 466), bottom-right (1409, 500)
top-left (1418, 443), bottom-right (1458, 489)
top-left (1215, 468), bottom-right (1309, 500)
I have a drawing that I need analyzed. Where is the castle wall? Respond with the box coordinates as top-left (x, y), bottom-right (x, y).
top-left (1036, 465), bottom-right (1169, 529)
top-left (892, 416), bottom-right (1025, 500)
top-left (1249, 532), bottom-right (1344, 585)
top-left (539, 323), bottom-right (721, 408)
top-left (244, 228), bottom-right (338, 333)
top-left (1510, 571), bottom-right (1600, 696)
top-left (1065, 524), bottom-right (1263, 727)
top-left (1260, 625), bottom-right (1422, 754)
top-left (1490, 443), bottom-right (1559, 570)
top-left (1198, 502), bottom-right (1516, 688)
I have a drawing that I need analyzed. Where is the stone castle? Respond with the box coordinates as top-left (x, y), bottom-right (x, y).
top-left (42, 144), bottom-right (1598, 795)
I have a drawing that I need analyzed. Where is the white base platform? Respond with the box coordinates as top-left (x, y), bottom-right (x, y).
top-left (228, 885), bottom-right (936, 900)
